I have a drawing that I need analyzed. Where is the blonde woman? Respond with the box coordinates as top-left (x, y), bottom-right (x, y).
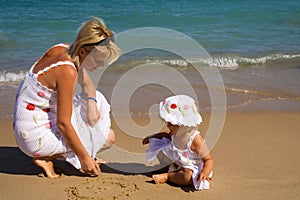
top-left (13, 17), bottom-right (121, 178)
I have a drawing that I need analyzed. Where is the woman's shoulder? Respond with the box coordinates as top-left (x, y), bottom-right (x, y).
top-left (43, 43), bottom-right (72, 63)
top-left (32, 43), bottom-right (75, 74)
top-left (46, 43), bottom-right (70, 55)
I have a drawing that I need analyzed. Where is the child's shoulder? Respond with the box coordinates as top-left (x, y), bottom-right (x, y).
top-left (190, 132), bottom-right (205, 153)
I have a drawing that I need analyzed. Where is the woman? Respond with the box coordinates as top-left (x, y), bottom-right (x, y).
top-left (13, 17), bottom-right (121, 178)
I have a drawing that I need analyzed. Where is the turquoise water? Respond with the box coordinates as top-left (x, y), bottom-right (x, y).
top-left (1, 0), bottom-right (300, 72)
top-left (0, 0), bottom-right (300, 117)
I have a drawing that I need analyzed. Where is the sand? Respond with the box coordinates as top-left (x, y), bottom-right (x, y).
top-left (1, 108), bottom-right (300, 200)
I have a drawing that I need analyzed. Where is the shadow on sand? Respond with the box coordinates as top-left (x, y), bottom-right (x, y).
top-left (0, 146), bottom-right (195, 192)
top-left (0, 146), bottom-right (167, 177)
top-left (0, 146), bottom-right (42, 175)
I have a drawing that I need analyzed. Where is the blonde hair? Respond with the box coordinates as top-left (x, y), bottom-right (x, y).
top-left (69, 17), bottom-right (121, 67)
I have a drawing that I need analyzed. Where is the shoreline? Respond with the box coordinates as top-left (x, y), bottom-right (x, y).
top-left (1, 109), bottom-right (300, 199)
top-left (1, 60), bottom-right (300, 120)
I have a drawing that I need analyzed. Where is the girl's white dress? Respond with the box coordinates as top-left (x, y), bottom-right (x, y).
top-left (13, 44), bottom-right (111, 169)
top-left (146, 131), bottom-right (212, 190)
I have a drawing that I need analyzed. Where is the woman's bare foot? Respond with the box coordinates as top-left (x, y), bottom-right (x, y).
top-left (33, 158), bottom-right (59, 178)
top-left (152, 173), bottom-right (168, 184)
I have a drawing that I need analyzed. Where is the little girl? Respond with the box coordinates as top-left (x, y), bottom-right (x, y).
top-left (142, 95), bottom-right (213, 190)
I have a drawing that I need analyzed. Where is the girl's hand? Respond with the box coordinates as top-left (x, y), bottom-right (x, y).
top-left (142, 137), bottom-right (150, 145)
top-left (198, 171), bottom-right (212, 182)
top-left (80, 156), bottom-right (100, 176)
top-left (87, 100), bottom-right (100, 127)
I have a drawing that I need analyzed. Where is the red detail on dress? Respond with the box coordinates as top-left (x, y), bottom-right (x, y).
top-left (42, 108), bottom-right (51, 113)
top-left (37, 91), bottom-right (45, 97)
top-left (26, 103), bottom-right (36, 110)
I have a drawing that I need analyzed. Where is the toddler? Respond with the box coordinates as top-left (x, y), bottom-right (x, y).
top-left (143, 95), bottom-right (213, 190)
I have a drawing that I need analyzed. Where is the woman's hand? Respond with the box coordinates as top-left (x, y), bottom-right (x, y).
top-left (80, 156), bottom-right (100, 176)
top-left (86, 100), bottom-right (100, 127)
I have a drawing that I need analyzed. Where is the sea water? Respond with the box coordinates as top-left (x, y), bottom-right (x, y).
top-left (0, 0), bottom-right (300, 118)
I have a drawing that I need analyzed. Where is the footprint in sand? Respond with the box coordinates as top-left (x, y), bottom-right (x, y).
top-left (65, 177), bottom-right (139, 200)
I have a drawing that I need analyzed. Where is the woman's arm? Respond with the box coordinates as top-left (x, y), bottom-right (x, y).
top-left (77, 67), bottom-right (100, 127)
top-left (56, 65), bottom-right (100, 175)
top-left (77, 67), bottom-right (96, 99)
top-left (191, 134), bottom-right (214, 181)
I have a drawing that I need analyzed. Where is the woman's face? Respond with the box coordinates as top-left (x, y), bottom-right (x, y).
top-left (80, 47), bottom-right (108, 71)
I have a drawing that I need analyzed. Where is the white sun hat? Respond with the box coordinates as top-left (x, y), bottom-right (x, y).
top-left (159, 95), bottom-right (202, 127)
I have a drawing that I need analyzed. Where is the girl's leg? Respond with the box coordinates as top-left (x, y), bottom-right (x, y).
top-left (153, 168), bottom-right (193, 186)
top-left (33, 154), bottom-right (62, 178)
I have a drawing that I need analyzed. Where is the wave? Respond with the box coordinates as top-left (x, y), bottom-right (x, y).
top-left (190, 53), bottom-right (300, 69)
top-left (207, 53), bottom-right (300, 69)
top-left (140, 53), bottom-right (300, 69)
top-left (1, 53), bottom-right (299, 83)
top-left (0, 70), bottom-right (26, 83)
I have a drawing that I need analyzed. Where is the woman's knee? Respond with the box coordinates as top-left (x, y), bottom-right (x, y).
top-left (101, 129), bottom-right (115, 150)
top-left (107, 129), bottom-right (115, 145)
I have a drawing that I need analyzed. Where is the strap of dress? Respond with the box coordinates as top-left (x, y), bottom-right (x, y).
top-left (53, 43), bottom-right (70, 48)
top-left (34, 61), bottom-right (76, 77)
top-left (29, 43), bottom-right (76, 77)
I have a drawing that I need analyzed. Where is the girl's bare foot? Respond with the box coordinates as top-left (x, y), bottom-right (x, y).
top-left (33, 158), bottom-right (59, 178)
top-left (152, 173), bottom-right (168, 184)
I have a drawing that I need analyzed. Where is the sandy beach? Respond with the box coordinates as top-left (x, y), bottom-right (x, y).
top-left (1, 107), bottom-right (300, 200)
top-left (1, 0), bottom-right (300, 199)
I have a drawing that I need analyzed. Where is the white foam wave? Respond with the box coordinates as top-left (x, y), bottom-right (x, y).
top-left (200, 57), bottom-right (239, 69)
top-left (141, 53), bottom-right (300, 69)
top-left (239, 53), bottom-right (300, 64)
top-left (144, 59), bottom-right (189, 67)
top-left (0, 70), bottom-right (26, 82)
top-left (162, 59), bottom-right (188, 67)
top-left (204, 53), bottom-right (300, 68)
top-left (226, 87), bottom-right (251, 93)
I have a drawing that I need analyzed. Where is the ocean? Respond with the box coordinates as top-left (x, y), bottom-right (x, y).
top-left (1, 0), bottom-right (300, 118)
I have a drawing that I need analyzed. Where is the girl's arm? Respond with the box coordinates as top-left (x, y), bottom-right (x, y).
top-left (56, 65), bottom-right (100, 175)
top-left (191, 134), bottom-right (214, 181)
top-left (77, 67), bottom-right (100, 127)
top-left (142, 131), bottom-right (171, 145)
